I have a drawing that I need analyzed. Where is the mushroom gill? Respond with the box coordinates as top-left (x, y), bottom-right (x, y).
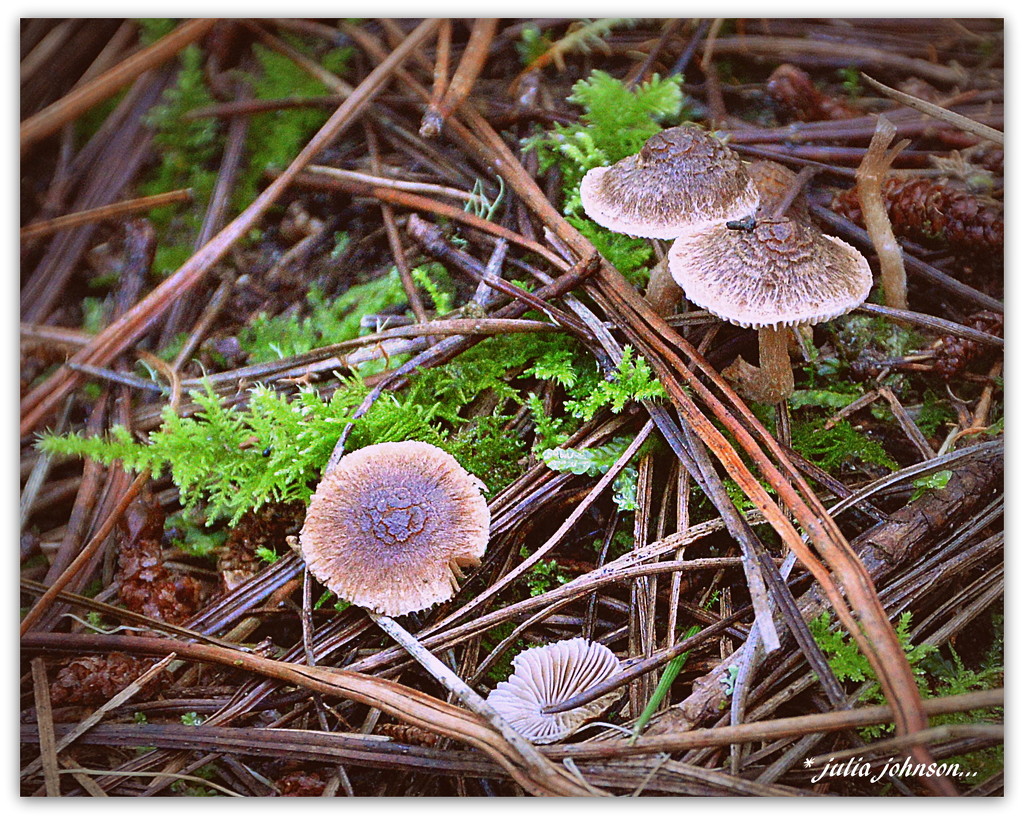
top-left (486, 638), bottom-right (622, 744)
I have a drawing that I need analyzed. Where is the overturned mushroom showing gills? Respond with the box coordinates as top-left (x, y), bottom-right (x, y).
top-left (486, 638), bottom-right (622, 744)
top-left (299, 441), bottom-right (490, 616)
top-left (668, 216), bottom-right (873, 404)
top-left (580, 125), bottom-right (760, 239)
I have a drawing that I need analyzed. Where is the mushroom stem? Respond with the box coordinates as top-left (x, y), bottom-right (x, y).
top-left (644, 256), bottom-right (684, 316)
top-left (757, 326), bottom-right (795, 405)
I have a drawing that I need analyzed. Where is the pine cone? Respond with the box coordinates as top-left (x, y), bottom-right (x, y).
top-left (49, 653), bottom-right (167, 706)
top-left (766, 64), bottom-right (860, 121)
top-left (832, 177), bottom-right (1003, 256)
top-left (376, 723), bottom-right (441, 747)
top-left (117, 490), bottom-right (202, 625)
top-left (217, 501), bottom-right (305, 593)
top-left (933, 311), bottom-right (1003, 380)
top-left (276, 770), bottom-right (327, 796)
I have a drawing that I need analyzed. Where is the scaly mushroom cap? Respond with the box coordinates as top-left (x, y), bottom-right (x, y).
top-left (580, 125), bottom-right (760, 239)
top-left (486, 638), bottom-right (622, 744)
top-left (668, 216), bottom-right (873, 329)
top-left (299, 441), bottom-right (490, 616)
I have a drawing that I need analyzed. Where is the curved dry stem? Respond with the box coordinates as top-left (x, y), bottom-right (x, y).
top-left (856, 115), bottom-right (910, 310)
top-left (368, 612), bottom-right (600, 793)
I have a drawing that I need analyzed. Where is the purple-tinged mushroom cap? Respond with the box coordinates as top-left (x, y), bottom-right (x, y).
top-left (668, 216), bottom-right (873, 329)
top-left (580, 125), bottom-right (760, 239)
top-left (299, 441), bottom-right (490, 616)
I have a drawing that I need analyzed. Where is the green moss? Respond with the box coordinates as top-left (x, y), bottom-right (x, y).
top-left (810, 610), bottom-right (937, 739)
top-left (39, 333), bottom-right (578, 524)
top-left (480, 622), bottom-right (526, 683)
top-left (789, 387), bottom-right (865, 411)
top-left (791, 417), bottom-right (897, 473)
top-left (922, 616), bottom-right (1003, 781)
top-left (238, 269), bottom-right (408, 364)
top-left (80, 297), bottom-right (107, 334)
top-left (233, 42), bottom-right (352, 210)
top-left (568, 216), bottom-right (653, 285)
top-left (140, 44), bottom-right (222, 277)
top-left (540, 436), bottom-right (639, 512)
top-left (523, 69), bottom-right (688, 216)
top-left (410, 262), bottom-right (455, 315)
top-left (136, 18), bottom-right (178, 46)
top-left (519, 548), bottom-right (572, 597)
top-left (166, 509), bottom-right (226, 558)
top-left (136, 36), bottom-right (353, 278)
top-left (516, 25), bottom-right (551, 66)
top-left (40, 310), bottom-right (663, 527)
top-left (837, 66), bottom-right (864, 99)
top-left (39, 382), bottom-right (357, 525)
top-left (563, 346), bottom-right (665, 420)
top-left (255, 546), bottom-right (279, 565)
top-left (914, 390), bottom-right (956, 438)
top-left (812, 607), bottom-right (1003, 781)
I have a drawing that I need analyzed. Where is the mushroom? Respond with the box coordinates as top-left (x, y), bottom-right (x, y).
top-left (667, 216), bottom-right (873, 404)
top-left (298, 441), bottom-right (490, 616)
top-left (486, 638), bottom-right (622, 744)
top-left (580, 125), bottom-right (760, 316)
top-left (580, 125), bottom-right (760, 239)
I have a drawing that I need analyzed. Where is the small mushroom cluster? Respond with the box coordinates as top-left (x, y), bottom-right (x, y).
top-left (581, 125), bottom-right (873, 404)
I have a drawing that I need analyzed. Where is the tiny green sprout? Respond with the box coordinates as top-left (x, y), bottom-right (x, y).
top-left (181, 712), bottom-right (204, 726)
top-left (465, 176), bottom-right (505, 222)
top-left (837, 67), bottom-right (863, 98)
top-left (911, 470), bottom-right (953, 501)
top-left (167, 510), bottom-right (227, 559)
top-left (80, 297), bottom-right (107, 334)
top-left (133, 711), bottom-right (149, 725)
top-left (254, 546), bottom-right (279, 564)
top-left (516, 25), bottom-right (550, 66)
top-left (720, 664), bottom-right (740, 696)
top-left (330, 231), bottom-right (351, 259)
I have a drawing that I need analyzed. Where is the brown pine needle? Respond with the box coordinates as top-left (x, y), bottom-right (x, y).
top-left (20, 189), bottom-right (193, 241)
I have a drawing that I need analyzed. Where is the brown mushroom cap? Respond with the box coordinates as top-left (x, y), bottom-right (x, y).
top-left (668, 216), bottom-right (873, 329)
top-left (486, 638), bottom-right (622, 744)
top-left (580, 125), bottom-right (760, 239)
top-left (298, 441), bottom-right (490, 616)
top-left (748, 159), bottom-right (812, 222)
